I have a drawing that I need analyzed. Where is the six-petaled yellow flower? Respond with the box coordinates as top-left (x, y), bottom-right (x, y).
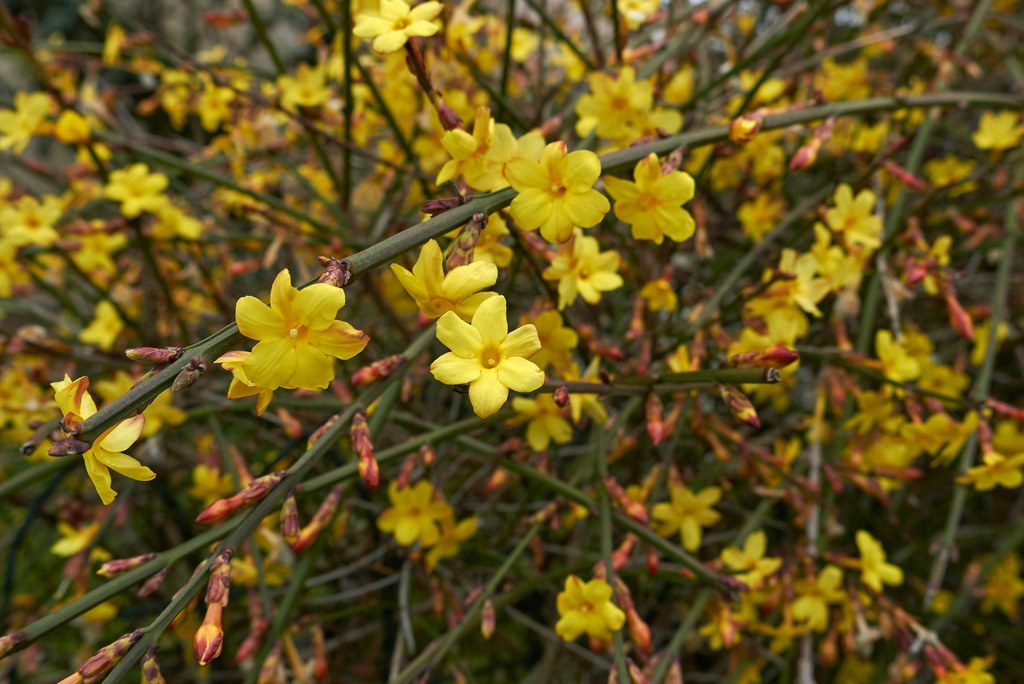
top-left (430, 295), bottom-right (544, 418)
top-left (235, 268), bottom-right (369, 391)
top-left (505, 141), bottom-right (610, 243)
top-left (651, 483), bottom-right (722, 552)
top-left (555, 575), bottom-right (626, 643)
top-left (855, 530), bottom-right (903, 592)
top-left (604, 153), bottom-right (696, 244)
top-left (391, 239), bottom-right (497, 320)
top-left (377, 480), bottom-right (450, 546)
top-left (353, 0), bottom-right (443, 54)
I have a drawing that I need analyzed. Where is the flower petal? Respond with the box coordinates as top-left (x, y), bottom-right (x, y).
top-left (468, 369), bottom-right (509, 417)
top-left (289, 347), bottom-right (335, 390)
top-left (242, 338), bottom-right (297, 389)
top-left (308, 320), bottom-right (369, 360)
top-left (94, 450), bottom-right (156, 481)
top-left (442, 261), bottom-right (498, 301)
top-left (97, 414), bottom-right (146, 452)
top-left (83, 453), bottom-right (117, 505)
top-left (471, 295), bottom-right (508, 346)
top-left (293, 283), bottom-right (345, 330)
top-left (561, 150), bottom-right (602, 192)
top-left (509, 188), bottom-right (553, 231)
top-left (565, 189), bottom-right (610, 228)
top-left (236, 296), bottom-right (285, 341)
top-left (436, 311), bottom-right (482, 356)
top-left (497, 356), bottom-right (544, 392)
top-left (500, 324), bottom-right (542, 359)
top-left (430, 352), bottom-right (482, 385)
top-left (504, 158), bottom-right (548, 191)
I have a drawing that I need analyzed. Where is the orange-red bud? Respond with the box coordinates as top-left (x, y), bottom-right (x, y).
top-left (125, 346), bottom-right (183, 364)
top-left (351, 409), bottom-right (379, 491)
top-left (883, 160), bottom-right (930, 192)
top-left (234, 618), bottom-right (268, 663)
top-left (204, 549), bottom-right (233, 607)
top-left (603, 475), bottom-right (648, 524)
top-left (728, 345), bottom-right (799, 370)
top-left (645, 393), bottom-right (665, 446)
top-left (290, 485), bottom-right (344, 553)
top-left (789, 138), bottom-right (821, 172)
top-left (611, 534), bottom-right (637, 571)
top-left (195, 472), bottom-right (286, 524)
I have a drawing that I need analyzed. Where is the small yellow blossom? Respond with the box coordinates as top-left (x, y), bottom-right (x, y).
top-left (792, 565), bottom-right (845, 632)
top-left (555, 575), bottom-right (626, 642)
top-left (604, 153), bottom-right (696, 244)
top-left (430, 295), bottom-right (544, 418)
top-left (235, 268), bottom-right (369, 391)
top-left (511, 394), bottom-right (573, 451)
top-left (377, 480), bottom-right (450, 546)
top-left (0, 194), bottom-right (63, 248)
top-left (353, 0), bottom-right (443, 54)
top-left (277, 62), bottom-right (330, 111)
top-left (215, 350), bottom-right (276, 415)
top-left (53, 110), bottom-right (92, 144)
top-left (425, 511), bottom-right (479, 570)
top-left (51, 375), bottom-right (154, 505)
top-left (738, 193), bottom-right (785, 241)
top-left (651, 483), bottom-right (722, 552)
top-left (720, 530), bottom-right (782, 589)
top-left (981, 553), bottom-right (1024, 618)
top-left (0, 91), bottom-right (54, 153)
top-left (104, 163), bottom-right (169, 218)
top-left (960, 450), bottom-right (1024, 491)
top-left (505, 141), bottom-right (610, 244)
top-left (95, 371), bottom-right (186, 438)
top-left (639, 278), bottom-right (678, 312)
top-left (875, 330), bottom-right (921, 383)
top-left (824, 184), bottom-right (882, 253)
top-left (855, 530), bottom-right (903, 592)
top-left (527, 310), bottom-right (578, 371)
top-left (542, 232), bottom-right (623, 309)
top-left (972, 111), bottom-right (1024, 150)
top-left (51, 521), bottom-right (102, 557)
top-left (390, 239), bottom-right (497, 320)
top-left (79, 300), bottom-right (125, 352)
top-left (436, 106), bottom-right (545, 192)
top-left (935, 657), bottom-right (995, 684)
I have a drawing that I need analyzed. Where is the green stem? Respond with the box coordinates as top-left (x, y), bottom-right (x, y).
top-left (594, 423), bottom-right (629, 681)
top-left (388, 524), bottom-right (542, 684)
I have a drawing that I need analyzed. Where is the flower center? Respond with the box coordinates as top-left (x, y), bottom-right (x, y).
top-left (394, 17), bottom-right (411, 30)
top-left (480, 344), bottom-right (501, 368)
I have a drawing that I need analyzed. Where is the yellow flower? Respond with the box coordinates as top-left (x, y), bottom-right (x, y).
top-left (720, 530), bottom-right (782, 589)
top-left (923, 154), bottom-right (977, 196)
top-left (53, 110), bottom-right (92, 144)
top-left (377, 480), bottom-right (451, 546)
top-left (527, 309), bottom-right (578, 371)
top-left (0, 194), bottom-right (63, 248)
top-left (235, 269), bottom-right (369, 391)
top-left (504, 142), bottom-right (610, 244)
top-left (604, 153), bottom-right (696, 244)
top-left (542, 232), bottom-right (623, 309)
top-left (854, 530), bottom-right (903, 592)
top-left (874, 330), bottom-right (921, 383)
top-left (575, 67), bottom-right (681, 146)
top-left (555, 576), bottom-right (626, 642)
top-left (792, 565), bottom-right (845, 632)
top-left (563, 359), bottom-right (607, 425)
top-left (436, 106), bottom-right (545, 192)
top-left (79, 300), bottom-right (125, 352)
top-left (738, 193), bottom-right (785, 241)
top-left (390, 239), bottom-right (498, 320)
top-left (103, 163), bottom-right (169, 218)
top-left (51, 375), bottom-right (154, 506)
top-left (935, 657), bottom-right (995, 684)
top-left (187, 464), bottom-right (235, 505)
top-left (773, 249), bottom-right (829, 317)
top-left (102, 23), bottom-right (126, 65)
top-left (277, 62), bottom-right (330, 111)
top-left (981, 553), bottom-right (1024, 618)
top-left (650, 483), bottom-right (722, 552)
top-left (51, 521), bottom-right (102, 557)
top-left (972, 111), bottom-right (1024, 150)
top-left (430, 295), bottom-right (544, 418)
top-left (353, 0), bottom-right (443, 54)
top-left (824, 183), bottom-right (882, 253)
top-left (960, 450), bottom-right (1024, 491)
top-left (425, 511), bottom-right (479, 570)
top-left (511, 394), bottom-right (573, 451)
top-left (0, 91), bottom-right (54, 153)
top-left (640, 278), bottom-right (678, 312)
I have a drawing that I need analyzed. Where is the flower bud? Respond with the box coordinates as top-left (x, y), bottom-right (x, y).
top-left (603, 475), bottom-right (648, 524)
top-left (195, 472), bottom-right (287, 524)
top-left (883, 160), bottom-right (929, 192)
top-left (76, 630), bottom-right (143, 683)
top-left (729, 111), bottom-right (764, 143)
top-left (552, 385), bottom-right (570, 409)
top-left (481, 599), bottom-right (496, 640)
top-left (645, 393), bottom-right (665, 446)
top-left (0, 631), bottom-right (25, 659)
top-left (444, 213), bottom-right (485, 270)
top-left (194, 603), bottom-right (224, 666)
top-left (125, 346), bottom-right (183, 364)
top-left (940, 280), bottom-right (974, 341)
top-left (49, 436), bottom-right (90, 457)
top-left (205, 549), bottom-right (234, 607)
top-left (307, 414), bottom-right (339, 450)
top-left (351, 354), bottom-right (405, 385)
top-left (291, 485), bottom-right (344, 553)
top-left (352, 410), bottom-right (379, 491)
top-left (98, 553), bottom-right (158, 578)
top-left (789, 137), bottom-right (821, 172)
top-left (728, 345), bottom-right (799, 369)
top-left (234, 617), bottom-right (268, 663)
top-left (719, 384), bottom-right (761, 428)
top-left (281, 491), bottom-right (300, 543)
top-left (437, 99), bottom-right (463, 131)
top-left (611, 534), bottom-right (637, 571)
top-left (141, 646), bottom-right (166, 684)
top-left (627, 658), bottom-right (650, 683)
top-left (422, 197), bottom-right (465, 216)
top-left (171, 357), bottom-right (208, 393)
top-left (138, 567), bottom-right (169, 598)
top-left (316, 256), bottom-right (351, 287)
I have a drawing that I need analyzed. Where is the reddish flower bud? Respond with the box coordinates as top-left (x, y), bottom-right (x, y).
top-left (171, 356), bottom-right (208, 392)
top-left (204, 549), bottom-right (233, 607)
top-left (307, 414), bottom-right (339, 450)
top-left (645, 393), bottom-right (665, 446)
top-left (125, 346), bottom-right (183, 364)
top-left (941, 280), bottom-right (975, 341)
top-left (0, 631), bottom-right (25, 659)
top-left (75, 630), bottom-right (143, 684)
top-left (719, 384), bottom-right (761, 428)
top-left (290, 485), bottom-right (344, 553)
top-left (49, 436), bottom-right (90, 456)
top-left (603, 475), bottom-right (648, 524)
top-left (281, 491), bottom-right (300, 543)
top-left (351, 354), bottom-right (405, 385)
top-left (98, 553), bottom-right (158, 578)
top-left (481, 599), bottom-right (496, 640)
top-left (352, 410), bottom-right (379, 491)
top-left (138, 567), bottom-right (169, 598)
top-left (419, 443), bottom-right (436, 467)
top-left (312, 624), bottom-right (328, 680)
top-left (195, 472), bottom-right (287, 524)
top-left (421, 197), bottom-right (465, 216)
top-left (194, 603), bottom-right (224, 666)
top-left (883, 160), bottom-right (930, 192)
top-left (789, 138), bottom-right (821, 172)
top-left (645, 545), bottom-right (659, 577)
top-left (611, 534), bottom-right (637, 571)
top-left (665, 659), bottom-right (684, 684)
top-left (552, 385), bottom-right (571, 408)
top-left (437, 99), bottom-right (463, 131)
top-left (627, 658), bottom-right (650, 683)
top-left (234, 618), bottom-right (268, 663)
top-left (728, 345), bottom-right (799, 370)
